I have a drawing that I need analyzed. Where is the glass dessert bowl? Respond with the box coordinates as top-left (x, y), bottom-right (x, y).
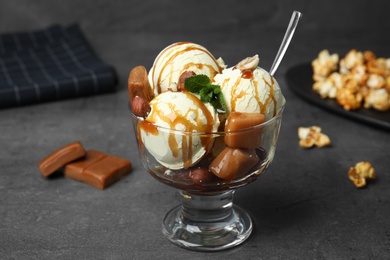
top-left (130, 100), bottom-right (285, 251)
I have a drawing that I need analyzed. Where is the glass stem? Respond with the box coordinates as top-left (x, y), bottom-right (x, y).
top-left (180, 190), bottom-right (235, 223)
top-left (163, 189), bottom-right (252, 251)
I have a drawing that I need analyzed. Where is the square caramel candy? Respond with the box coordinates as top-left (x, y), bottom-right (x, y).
top-left (209, 147), bottom-right (259, 182)
top-left (64, 150), bottom-right (107, 181)
top-left (65, 153), bottom-right (132, 190)
top-left (224, 112), bottom-right (265, 149)
top-left (83, 156), bottom-right (132, 190)
top-left (38, 141), bottom-right (86, 177)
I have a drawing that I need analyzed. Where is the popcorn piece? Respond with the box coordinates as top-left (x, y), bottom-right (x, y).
top-left (312, 50), bottom-right (339, 82)
top-left (298, 126), bottom-right (331, 148)
top-left (339, 49), bottom-right (364, 74)
top-left (363, 50), bottom-right (377, 62)
top-left (313, 73), bottom-right (340, 99)
top-left (364, 88), bottom-right (390, 111)
top-left (336, 86), bottom-right (363, 111)
top-left (348, 161), bottom-right (376, 188)
top-left (366, 74), bottom-right (386, 89)
top-left (329, 72), bottom-right (345, 89)
top-left (349, 64), bottom-right (368, 86)
top-left (313, 80), bottom-right (335, 99)
top-left (367, 58), bottom-right (389, 76)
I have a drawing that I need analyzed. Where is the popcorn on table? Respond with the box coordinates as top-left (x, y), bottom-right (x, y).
top-left (298, 126), bottom-right (331, 148)
top-left (348, 161), bottom-right (376, 188)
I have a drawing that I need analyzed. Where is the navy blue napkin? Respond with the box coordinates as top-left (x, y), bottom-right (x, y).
top-left (0, 24), bottom-right (118, 108)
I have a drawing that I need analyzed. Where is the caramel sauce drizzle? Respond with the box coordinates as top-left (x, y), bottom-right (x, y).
top-left (138, 91), bottom-right (215, 168)
top-left (222, 70), bottom-right (277, 116)
top-left (151, 42), bottom-right (189, 90)
top-left (263, 75), bottom-right (277, 117)
top-left (181, 62), bottom-right (219, 82)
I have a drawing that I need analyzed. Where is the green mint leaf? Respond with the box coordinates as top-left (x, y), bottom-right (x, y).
top-left (184, 75), bottom-right (210, 93)
top-left (199, 86), bottom-right (213, 103)
top-left (211, 85), bottom-right (226, 111)
top-left (211, 85), bottom-right (221, 94)
top-left (217, 91), bottom-right (226, 111)
top-left (184, 74), bottom-right (226, 113)
top-left (210, 99), bottom-right (219, 110)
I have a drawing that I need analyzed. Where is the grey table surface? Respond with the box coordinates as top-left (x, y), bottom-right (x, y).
top-left (1, 1), bottom-right (390, 259)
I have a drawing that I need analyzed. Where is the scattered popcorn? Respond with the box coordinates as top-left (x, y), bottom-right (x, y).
top-left (348, 161), bottom-right (376, 188)
top-left (312, 49), bottom-right (390, 112)
top-left (298, 126), bottom-right (331, 148)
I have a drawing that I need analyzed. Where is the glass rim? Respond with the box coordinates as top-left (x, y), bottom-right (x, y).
top-left (131, 102), bottom-right (285, 135)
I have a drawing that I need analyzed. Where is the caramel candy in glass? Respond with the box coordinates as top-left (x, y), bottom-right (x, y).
top-left (224, 112), bottom-right (265, 149)
top-left (38, 141), bottom-right (86, 177)
top-left (209, 147), bottom-right (259, 182)
top-left (128, 65), bottom-right (154, 103)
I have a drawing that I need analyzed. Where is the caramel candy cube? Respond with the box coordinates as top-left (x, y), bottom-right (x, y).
top-left (224, 112), bottom-right (265, 149)
top-left (38, 141), bottom-right (86, 177)
top-left (209, 147), bottom-right (259, 182)
top-left (80, 156), bottom-right (131, 190)
top-left (82, 156), bottom-right (132, 190)
top-left (128, 65), bottom-right (154, 103)
top-left (64, 150), bottom-right (107, 180)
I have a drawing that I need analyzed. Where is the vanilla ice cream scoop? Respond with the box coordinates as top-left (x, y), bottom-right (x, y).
top-left (214, 55), bottom-right (285, 120)
top-left (138, 91), bottom-right (220, 169)
top-left (148, 42), bottom-right (225, 95)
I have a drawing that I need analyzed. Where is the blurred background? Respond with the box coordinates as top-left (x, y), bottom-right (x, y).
top-left (1, 0), bottom-right (390, 90)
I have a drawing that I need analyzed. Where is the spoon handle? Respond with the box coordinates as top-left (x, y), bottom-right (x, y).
top-left (269, 10), bottom-right (302, 76)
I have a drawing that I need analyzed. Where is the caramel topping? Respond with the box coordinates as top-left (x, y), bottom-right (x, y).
top-left (241, 69), bottom-right (254, 79)
top-left (264, 76), bottom-right (277, 117)
top-left (224, 112), bottom-right (265, 149)
top-left (128, 66), bottom-right (154, 102)
top-left (153, 43), bottom-right (223, 94)
top-left (221, 70), bottom-right (277, 117)
top-left (209, 147), bottom-right (259, 182)
top-left (138, 120), bottom-right (158, 136)
top-left (138, 91), bottom-right (215, 168)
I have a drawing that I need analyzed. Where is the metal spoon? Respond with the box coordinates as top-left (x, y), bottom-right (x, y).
top-left (269, 10), bottom-right (302, 76)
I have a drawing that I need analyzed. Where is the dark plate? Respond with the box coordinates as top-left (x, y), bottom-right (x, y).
top-left (285, 63), bottom-right (390, 130)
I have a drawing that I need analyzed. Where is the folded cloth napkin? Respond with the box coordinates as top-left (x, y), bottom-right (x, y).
top-left (0, 24), bottom-right (118, 108)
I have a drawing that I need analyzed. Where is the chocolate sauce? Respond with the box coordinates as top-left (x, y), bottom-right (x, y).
top-left (147, 147), bottom-right (268, 194)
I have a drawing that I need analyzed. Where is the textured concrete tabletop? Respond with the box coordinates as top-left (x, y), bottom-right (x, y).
top-left (1, 1), bottom-right (390, 259)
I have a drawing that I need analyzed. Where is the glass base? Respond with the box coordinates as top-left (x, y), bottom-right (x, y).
top-left (162, 190), bottom-right (253, 251)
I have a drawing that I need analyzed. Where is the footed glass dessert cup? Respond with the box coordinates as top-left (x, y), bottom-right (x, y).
top-left (130, 103), bottom-right (285, 251)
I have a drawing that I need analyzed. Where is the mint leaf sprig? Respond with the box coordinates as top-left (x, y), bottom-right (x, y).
top-left (184, 74), bottom-right (226, 112)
